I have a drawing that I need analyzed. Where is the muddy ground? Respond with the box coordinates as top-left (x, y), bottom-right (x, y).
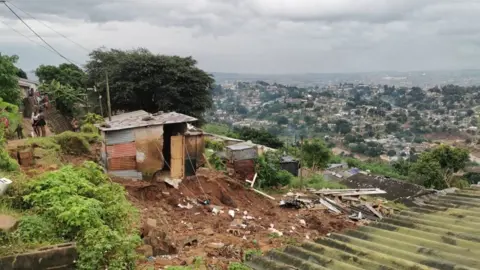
top-left (116, 168), bottom-right (356, 269)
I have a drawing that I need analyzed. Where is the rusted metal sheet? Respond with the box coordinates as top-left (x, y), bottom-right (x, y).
top-left (170, 135), bottom-right (185, 179)
top-left (105, 129), bottom-right (135, 145)
top-left (135, 126), bottom-right (164, 174)
top-left (106, 142), bottom-right (136, 158)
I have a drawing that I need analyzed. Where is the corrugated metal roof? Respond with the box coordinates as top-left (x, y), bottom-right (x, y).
top-left (98, 111), bottom-right (197, 131)
top-left (109, 110), bottom-right (149, 122)
top-left (247, 187), bottom-right (480, 270)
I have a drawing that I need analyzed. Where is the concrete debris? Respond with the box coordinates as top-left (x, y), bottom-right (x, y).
top-left (228, 210), bottom-right (235, 219)
top-left (164, 178), bottom-right (182, 189)
top-left (178, 203), bottom-right (193, 209)
top-left (212, 208), bottom-right (220, 215)
top-left (267, 227), bottom-right (283, 237)
top-left (299, 219), bottom-right (306, 227)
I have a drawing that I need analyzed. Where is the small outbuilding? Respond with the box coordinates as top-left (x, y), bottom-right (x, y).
top-left (97, 111), bottom-right (204, 180)
top-left (279, 155), bottom-right (300, 177)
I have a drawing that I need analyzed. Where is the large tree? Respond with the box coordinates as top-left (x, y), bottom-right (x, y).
top-left (0, 54), bottom-right (22, 105)
top-left (36, 63), bottom-right (86, 89)
top-left (35, 63), bottom-right (88, 116)
top-left (301, 139), bottom-right (332, 169)
top-left (85, 48), bottom-right (214, 121)
top-left (410, 145), bottom-right (469, 189)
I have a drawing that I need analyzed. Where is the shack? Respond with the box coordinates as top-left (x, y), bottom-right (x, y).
top-left (226, 142), bottom-right (258, 180)
top-left (279, 155), bottom-right (299, 177)
top-left (97, 111), bottom-right (204, 180)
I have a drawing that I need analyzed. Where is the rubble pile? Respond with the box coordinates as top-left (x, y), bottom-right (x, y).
top-left (114, 168), bottom-right (356, 268)
top-left (280, 188), bottom-right (393, 221)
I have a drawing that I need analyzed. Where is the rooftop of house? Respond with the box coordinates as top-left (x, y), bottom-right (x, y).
top-left (247, 186), bottom-right (480, 270)
top-left (97, 111), bottom-right (197, 131)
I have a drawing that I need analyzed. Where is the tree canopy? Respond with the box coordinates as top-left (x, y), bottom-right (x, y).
top-left (301, 139), bottom-right (332, 169)
top-left (36, 63), bottom-right (86, 89)
top-left (410, 145), bottom-right (469, 189)
top-left (0, 54), bottom-right (22, 105)
top-left (85, 48), bottom-right (214, 122)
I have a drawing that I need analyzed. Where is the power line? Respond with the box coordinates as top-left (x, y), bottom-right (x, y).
top-left (0, 19), bottom-right (56, 54)
top-left (2, 1), bottom-right (80, 66)
top-left (6, 0), bottom-right (90, 52)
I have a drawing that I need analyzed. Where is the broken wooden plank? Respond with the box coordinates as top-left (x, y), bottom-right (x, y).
top-left (340, 196), bottom-right (360, 202)
top-left (364, 203), bottom-right (383, 219)
top-left (250, 173), bottom-right (258, 187)
top-left (253, 188), bottom-right (275, 200)
top-left (202, 153), bottom-right (213, 170)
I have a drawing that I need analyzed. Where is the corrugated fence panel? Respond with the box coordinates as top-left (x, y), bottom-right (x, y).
top-left (108, 170), bottom-right (143, 180)
top-left (106, 142), bottom-right (136, 158)
top-left (105, 129), bottom-right (135, 145)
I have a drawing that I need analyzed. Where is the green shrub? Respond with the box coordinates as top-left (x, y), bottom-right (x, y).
top-left (22, 162), bottom-right (140, 269)
top-left (78, 132), bottom-right (101, 144)
top-left (83, 113), bottom-right (104, 125)
top-left (290, 174), bottom-right (346, 189)
top-left (54, 131), bottom-right (90, 155)
top-left (0, 149), bottom-right (19, 172)
top-left (256, 155), bottom-right (293, 188)
top-left (27, 137), bottom-right (61, 151)
top-left (205, 138), bottom-right (225, 151)
top-left (243, 249), bottom-right (262, 261)
top-left (13, 215), bottom-right (58, 243)
top-left (80, 123), bottom-right (99, 133)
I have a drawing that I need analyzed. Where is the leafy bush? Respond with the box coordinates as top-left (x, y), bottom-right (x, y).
top-left (80, 123), bottom-right (98, 134)
top-left (22, 162), bottom-right (140, 269)
top-left (0, 149), bottom-right (19, 172)
top-left (13, 215), bottom-right (58, 243)
top-left (205, 138), bottom-right (225, 151)
top-left (0, 127), bottom-right (19, 172)
top-left (256, 155), bottom-right (293, 188)
top-left (26, 137), bottom-right (61, 151)
top-left (54, 131), bottom-right (91, 155)
top-left (83, 113), bottom-right (104, 125)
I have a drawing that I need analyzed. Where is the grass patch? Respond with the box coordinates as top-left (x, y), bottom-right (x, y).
top-left (228, 262), bottom-right (252, 270)
top-left (26, 131), bottom-right (99, 156)
top-left (289, 175), bottom-right (346, 189)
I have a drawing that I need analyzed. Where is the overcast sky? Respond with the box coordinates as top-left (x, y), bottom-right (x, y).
top-left (1, 0), bottom-right (480, 74)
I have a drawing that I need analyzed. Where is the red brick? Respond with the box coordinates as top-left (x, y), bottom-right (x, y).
top-left (108, 156), bottom-right (136, 170)
top-left (106, 142), bottom-right (136, 158)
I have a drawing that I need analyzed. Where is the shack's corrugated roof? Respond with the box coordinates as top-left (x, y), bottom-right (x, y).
top-left (108, 110), bottom-right (149, 122)
top-left (98, 111), bottom-right (197, 131)
top-left (247, 187), bottom-right (480, 270)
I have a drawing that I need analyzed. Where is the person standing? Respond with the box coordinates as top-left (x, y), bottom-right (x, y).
top-left (31, 111), bottom-right (39, 137)
top-left (71, 118), bottom-right (79, 132)
top-left (37, 110), bottom-right (47, 137)
top-left (15, 124), bottom-right (23, 139)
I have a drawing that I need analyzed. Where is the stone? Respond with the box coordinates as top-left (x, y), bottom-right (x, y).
top-left (230, 218), bottom-right (244, 228)
top-left (144, 229), bottom-right (178, 256)
top-left (206, 242), bottom-right (225, 249)
top-left (202, 228), bottom-right (215, 236)
top-left (142, 218), bottom-right (157, 236)
top-left (136, 245), bottom-right (153, 258)
top-left (0, 215), bottom-right (18, 232)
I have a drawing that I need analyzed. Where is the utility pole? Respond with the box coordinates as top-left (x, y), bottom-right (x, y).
top-left (105, 70), bottom-right (112, 121)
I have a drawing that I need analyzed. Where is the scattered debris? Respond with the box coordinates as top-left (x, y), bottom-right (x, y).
top-left (281, 188), bottom-right (392, 221)
top-left (228, 209), bottom-right (235, 219)
top-left (164, 178), bottom-right (182, 189)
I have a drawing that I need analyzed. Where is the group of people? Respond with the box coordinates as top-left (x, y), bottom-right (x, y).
top-left (31, 110), bottom-right (47, 137)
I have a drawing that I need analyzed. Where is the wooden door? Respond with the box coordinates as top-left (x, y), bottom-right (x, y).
top-left (170, 135), bottom-right (185, 179)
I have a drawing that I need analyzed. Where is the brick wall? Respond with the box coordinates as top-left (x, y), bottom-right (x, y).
top-left (106, 142), bottom-right (136, 158)
top-left (108, 156), bottom-right (136, 170)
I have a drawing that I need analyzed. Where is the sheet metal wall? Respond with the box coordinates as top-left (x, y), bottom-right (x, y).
top-left (105, 129), bottom-right (135, 145)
